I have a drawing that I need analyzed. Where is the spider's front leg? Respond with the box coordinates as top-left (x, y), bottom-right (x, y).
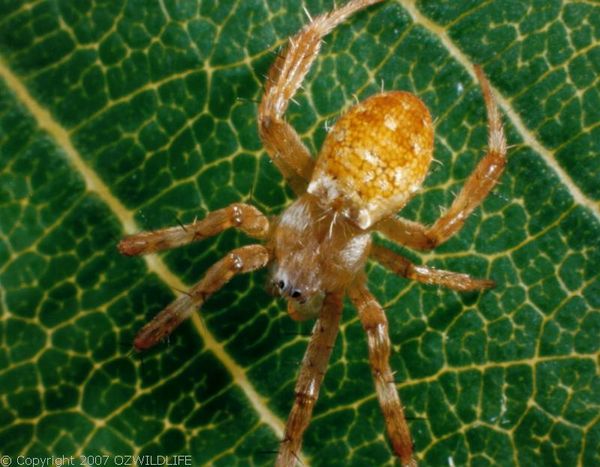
top-left (118, 203), bottom-right (268, 256)
top-left (117, 203), bottom-right (271, 351)
top-left (133, 244), bottom-right (269, 351)
top-left (374, 66), bottom-right (507, 250)
top-left (258, 0), bottom-right (384, 194)
top-left (277, 291), bottom-right (344, 467)
top-left (348, 278), bottom-right (416, 467)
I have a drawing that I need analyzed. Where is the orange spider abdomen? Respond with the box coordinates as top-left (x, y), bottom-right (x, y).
top-left (308, 91), bottom-right (434, 229)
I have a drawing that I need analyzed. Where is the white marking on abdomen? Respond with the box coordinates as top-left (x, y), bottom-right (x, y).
top-left (384, 115), bottom-right (398, 131)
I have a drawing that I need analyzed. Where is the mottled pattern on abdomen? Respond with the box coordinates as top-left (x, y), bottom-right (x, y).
top-left (308, 91), bottom-right (433, 229)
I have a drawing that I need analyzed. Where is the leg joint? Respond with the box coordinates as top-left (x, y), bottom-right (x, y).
top-left (294, 390), bottom-right (317, 408)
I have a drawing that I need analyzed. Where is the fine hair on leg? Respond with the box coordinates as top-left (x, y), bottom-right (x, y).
top-left (258, 0), bottom-right (386, 193)
top-left (370, 244), bottom-right (495, 291)
top-left (276, 291), bottom-right (344, 467)
top-left (134, 245), bottom-right (269, 351)
top-left (348, 277), bottom-right (416, 467)
top-left (118, 203), bottom-right (269, 256)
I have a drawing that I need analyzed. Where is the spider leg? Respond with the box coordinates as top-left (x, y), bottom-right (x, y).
top-left (374, 216), bottom-right (436, 250)
top-left (427, 66), bottom-right (507, 244)
top-left (347, 278), bottom-right (416, 467)
top-left (276, 291), bottom-right (344, 467)
top-left (133, 244), bottom-right (269, 351)
top-left (373, 66), bottom-right (506, 249)
top-left (259, 0), bottom-right (384, 194)
top-left (371, 244), bottom-right (495, 291)
top-left (118, 203), bottom-right (269, 256)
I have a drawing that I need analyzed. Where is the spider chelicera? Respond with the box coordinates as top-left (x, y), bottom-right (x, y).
top-left (118, 0), bottom-right (507, 465)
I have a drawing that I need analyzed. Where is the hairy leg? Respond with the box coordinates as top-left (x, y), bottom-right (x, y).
top-left (259, 0), bottom-right (384, 194)
top-left (373, 65), bottom-right (507, 249)
top-left (133, 245), bottom-right (269, 351)
top-left (276, 291), bottom-right (344, 467)
top-left (118, 203), bottom-right (269, 256)
top-left (371, 244), bottom-right (495, 291)
top-left (347, 279), bottom-right (415, 467)
top-left (374, 216), bottom-right (436, 250)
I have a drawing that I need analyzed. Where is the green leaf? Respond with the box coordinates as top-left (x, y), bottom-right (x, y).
top-left (1, 1), bottom-right (598, 466)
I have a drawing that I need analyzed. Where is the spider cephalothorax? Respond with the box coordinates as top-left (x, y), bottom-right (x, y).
top-left (118, 1), bottom-right (506, 465)
top-left (269, 193), bottom-right (370, 320)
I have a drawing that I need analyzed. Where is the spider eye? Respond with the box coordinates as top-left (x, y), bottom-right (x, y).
top-left (291, 289), bottom-right (302, 299)
top-left (278, 280), bottom-right (285, 290)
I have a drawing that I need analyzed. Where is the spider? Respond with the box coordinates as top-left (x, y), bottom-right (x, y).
top-left (118, 0), bottom-right (507, 465)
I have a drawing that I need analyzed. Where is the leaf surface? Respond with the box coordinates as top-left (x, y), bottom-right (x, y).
top-left (0, 1), bottom-right (599, 466)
